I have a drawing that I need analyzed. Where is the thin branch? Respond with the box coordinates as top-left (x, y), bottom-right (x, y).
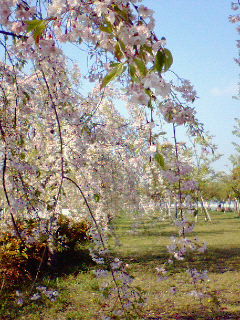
top-left (39, 67), bottom-right (64, 209)
top-left (63, 175), bottom-right (106, 249)
top-left (2, 151), bottom-right (25, 245)
top-left (172, 123), bottom-right (184, 221)
top-left (0, 30), bottom-right (27, 39)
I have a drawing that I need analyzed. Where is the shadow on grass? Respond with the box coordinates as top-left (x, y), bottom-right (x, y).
top-left (0, 248), bottom-right (95, 320)
top-left (117, 246), bottom-right (240, 273)
top-left (123, 223), bottom-right (240, 237)
top-left (197, 247), bottom-right (240, 272)
top-left (146, 310), bottom-right (240, 319)
top-left (193, 229), bottom-right (239, 235)
top-left (124, 230), bottom-right (178, 238)
top-left (127, 228), bottom-right (239, 238)
top-left (49, 248), bottom-right (94, 276)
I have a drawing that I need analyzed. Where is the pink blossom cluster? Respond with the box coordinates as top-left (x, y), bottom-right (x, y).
top-left (162, 170), bottom-right (180, 184)
top-left (187, 269), bottom-right (208, 284)
top-left (155, 265), bottom-right (169, 281)
top-left (167, 236), bottom-right (207, 261)
top-left (161, 101), bottom-right (196, 125)
top-left (230, 2), bottom-right (240, 69)
top-left (229, 14), bottom-right (240, 23)
top-left (92, 248), bottom-right (145, 318)
top-left (181, 179), bottom-right (198, 191)
top-left (174, 79), bottom-right (198, 103)
top-left (0, 0), bottom-right (36, 26)
top-left (175, 219), bottom-right (195, 235)
top-left (229, 1), bottom-right (240, 23)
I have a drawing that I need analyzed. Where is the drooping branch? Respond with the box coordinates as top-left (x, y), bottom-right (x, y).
top-left (39, 67), bottom-right (65, 210)
top-left (63, 175), bottom-right (106, 250)
top-left (62, 175), bottom-right (129, 316)
top-left (2, 151), bottom-right (25, 246)
top-left (172, 123), bottom-right (184, 220)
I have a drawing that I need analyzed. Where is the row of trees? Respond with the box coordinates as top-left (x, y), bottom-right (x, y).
top-left (199, 119), bottom-right (240, 211)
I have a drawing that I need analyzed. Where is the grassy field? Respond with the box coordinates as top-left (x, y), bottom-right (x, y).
top-left (1, 211), bottom-right (240, 320)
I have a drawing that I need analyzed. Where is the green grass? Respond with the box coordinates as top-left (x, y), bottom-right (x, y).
top-left (110, 211), bottom-right (240, 319)
top-left (1, 211), bottom-right (240, 319)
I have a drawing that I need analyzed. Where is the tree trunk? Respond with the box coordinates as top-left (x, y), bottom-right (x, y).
top-left (200, 196), bottom-right (212, 222)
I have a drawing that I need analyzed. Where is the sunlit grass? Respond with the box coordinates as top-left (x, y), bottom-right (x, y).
top-left (2, 211), bottom-right (240, 319)
top-left (111, 211), bottom-right (240, 319)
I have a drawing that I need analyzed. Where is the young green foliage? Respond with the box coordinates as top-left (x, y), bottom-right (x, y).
top-left (100, 63), bottom-right (126, 89)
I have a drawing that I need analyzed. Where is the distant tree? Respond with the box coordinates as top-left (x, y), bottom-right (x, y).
top-left (231, 166), bottom-right (240, 213)
top-left (229, 118), bottom-right (240, 213)
top-left (230, 118), bottom-right (240, 167)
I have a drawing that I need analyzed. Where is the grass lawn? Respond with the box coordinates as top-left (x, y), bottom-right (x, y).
top-left (1, 211), bottom-right (240, 319)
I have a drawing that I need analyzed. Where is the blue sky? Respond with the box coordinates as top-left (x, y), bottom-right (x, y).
top-left (143, 0), bottom-right (239, 172)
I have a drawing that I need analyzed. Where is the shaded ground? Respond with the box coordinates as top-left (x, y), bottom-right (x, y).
top-left (146, 310), bottom-right (240, 320)
top-left (1, 211), bottom-right (240, 319)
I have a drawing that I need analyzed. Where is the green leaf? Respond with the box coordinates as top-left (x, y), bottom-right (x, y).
top-left (20, 152), bottom-right (26, 159)
top-left (145, 88), bottom-right (153, 98)
top-left (100, 63), bottom-right (126, 89)
top-left (110, 62), bottom-right (121, 67)
top-left (19, 135), bottom-right (25, 146)
top-left (163, 48), bottom-right (173, 72)
top-left (129, 64), bottom-right (139, 82)
top-left (154, 153), bottom-right (165, 168)
top-left (102, 287), bottom-right (110, 298)
top-left (115, 42), bottom-right (124, 61)
top-left (118, 39), bottom-right (126, 51)
top-left (94, 193), bottom-right (101, 202)
top-left (23, 91), bottom-right (30, 101)
top-left (155, 50), bottom-right (165, 73)
top-left (155, 48), bottom-right (173, 73)
top-left (5, 243), bottom-right (12, 250)
top-left (147, 99), bottom-right (153, 109)
top-left (113, 5), bottom-right (130, 22)
top-left (142, 44), bottom-right (154, 56)
top-left (99, 25), bottom-right (113, 34)
top-left (129, 64), bottom-right (136, 77)
top-left (25, 19), bottom-right (43, 31)
top-left (134, 58), bottom-right (148, 76)
top-left (25, 19), bottom-right (48, 43)
top-left (21, 251), bottom-right (28, 259)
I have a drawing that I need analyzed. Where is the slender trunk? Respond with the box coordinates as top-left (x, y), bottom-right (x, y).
top-left (200, 196), bottom-right (212, 222)
top-left (237, 199), bottom-right (240, 216)
top-left (175, 202), bottom-right (178, 219)
top-left (167, 198), bottom-right (172, 219)
top-left (234, 198), bottom-right (239, 215)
